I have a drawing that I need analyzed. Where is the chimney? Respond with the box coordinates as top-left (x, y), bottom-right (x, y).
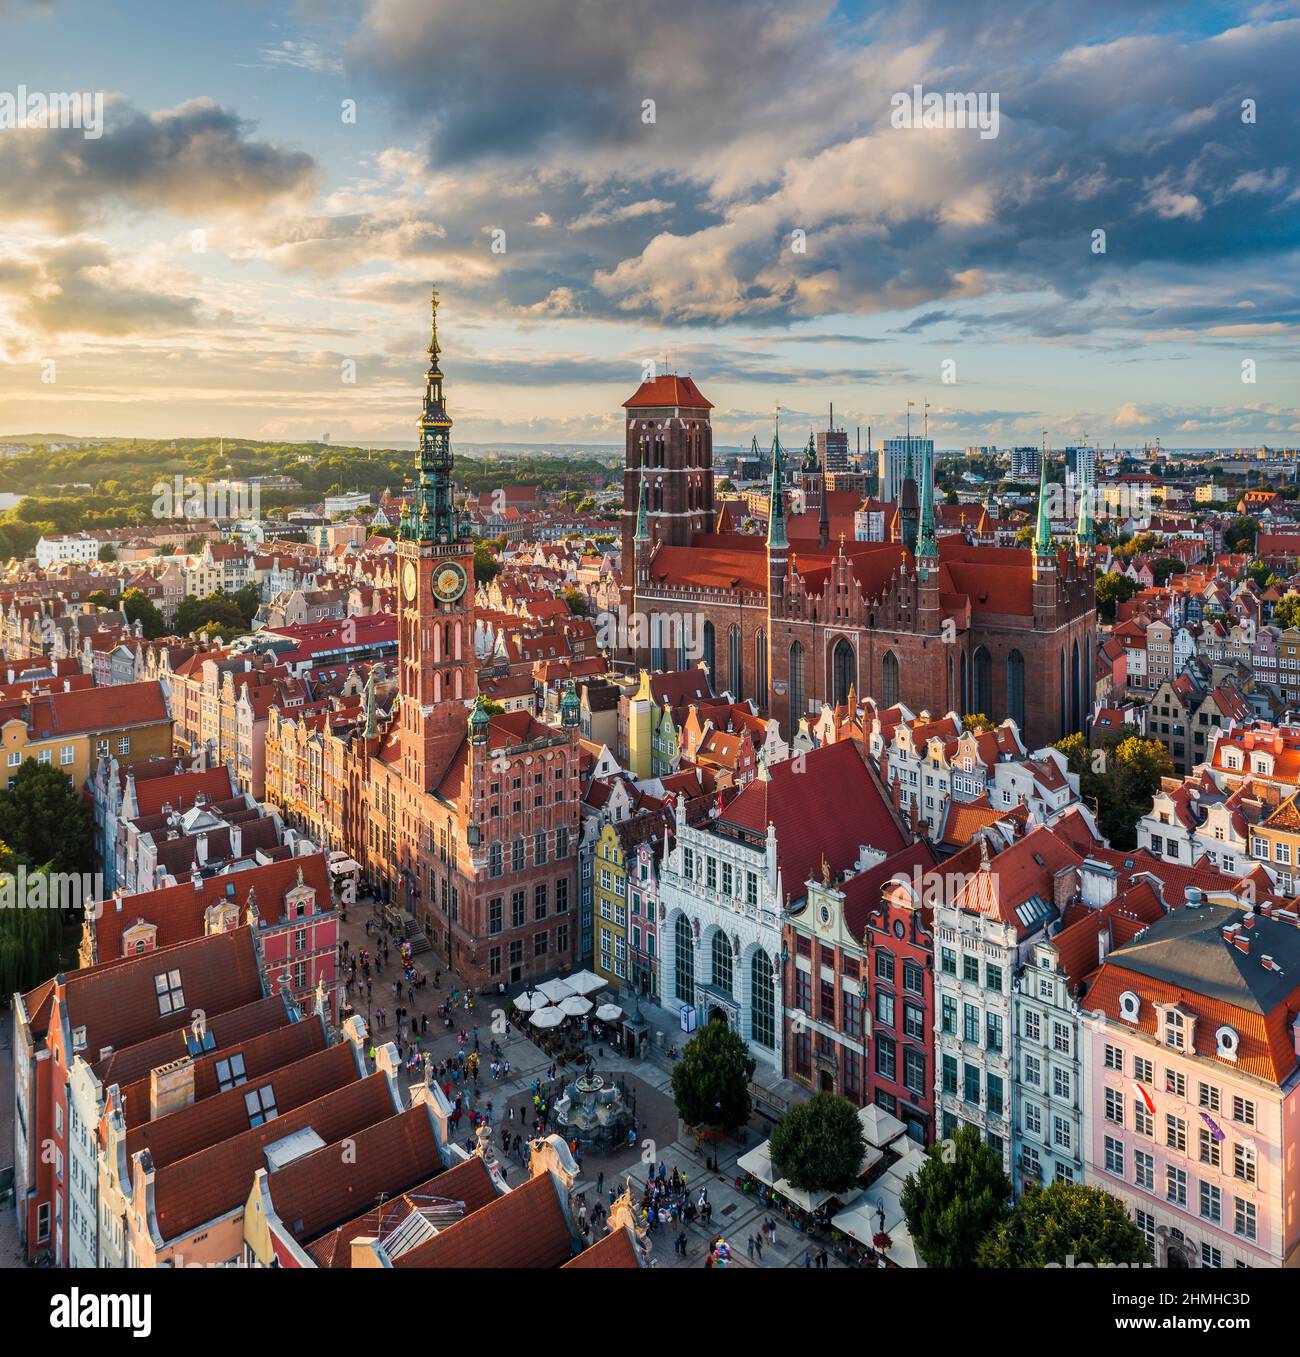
top-left (150, 1055), bottom-right (196, 1120)
top-left (350, 1236), bottom-right (385, 1268)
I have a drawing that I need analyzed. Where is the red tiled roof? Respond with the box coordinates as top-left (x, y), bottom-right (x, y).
top-left (623, 376), bottom-right (712, 410)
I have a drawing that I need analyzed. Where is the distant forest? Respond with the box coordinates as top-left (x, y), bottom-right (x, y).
top-left (0, 436), bottom-right (620, 558)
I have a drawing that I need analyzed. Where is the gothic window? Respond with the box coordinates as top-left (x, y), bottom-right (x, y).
top-left (1007, 649), bottom-right (1025, 729)
top-left (1071, 638), bottom-right (1082, 735)
top-left (675, 916), bottom-right (695, 1006)
top-left (702, 622), bottom-right (715, 680)
top-left (729, 624), bottom-right (744, 701)
top-left (972, 645), bottom-right (992, 717)
top-left (755, 629), bottom-right (768, 703)
top-left (833, 638), bottom-right (855, 706)
top-left (789, 641), bottom-right (805, 729)
top-left (881, 650), bottom-right (899, 709)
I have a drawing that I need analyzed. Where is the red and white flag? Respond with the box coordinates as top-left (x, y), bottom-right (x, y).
top-left (1132, 1081), bottom-right (1156, 1116)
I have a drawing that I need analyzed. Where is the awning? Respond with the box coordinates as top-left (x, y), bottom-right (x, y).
top-left (858, 1104), bottom-right (907, 1148)
top-left (558, 995), bottom-right (593, 1017)
top-left (736, 1138), bottom-right (881, 1214)
top-left (328, 857), bottom-right (361, 874)
top-left (530, 1007), bottom-right (565, 1029)
top-left (513, 989), bottom-right (550, 1013)
top-left (594, 1003), bottom-right (624, 1022)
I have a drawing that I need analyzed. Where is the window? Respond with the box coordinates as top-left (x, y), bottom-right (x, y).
top-left (1025, 1103), bottom-right (1041, 1136)
top-left (940, 947), bottom-right (956, 976)
top-left (215, 1054), bottom-right (246, 1091)
top-left (511, 892), bottom-right (526, 929)
top-left (941, 996), bottom-right (956, 1034)
top-left (1052, 1067), bottom-right (1071, 1101)
top-left (1105, 1088), bottom-right (1124, 1124)
top-left (534, 883), bottom-right (548, 921)
top-left (876, 951), bottom-right (896, 983)
top-left (1199, 1127), bottom-right (1221, 1169)
top-left (1135, 1150), bottom-right (1154, 1192)
top-left (876, 990), bottom-right (895, 1029)
top-left (1052, 1022), bottom-right (1070, 1054)
top-left (1232, 1096), bottom-right (1256, 1127)
top-left (1165, 1069), bottom-right (1186, 1099)
top-left (1233, 1143), bottom-right (1256, 1184)
top-left (1166, 1166), bottom-right (1187, 1207)
top-left (1024, 1010), bottom-right (1041, 1042)
top-left (674, 916), bottom-right (694, 1006)
top-left (1200, 1182), bottom-right (1222, 1224)
top-left (155, 969), bottom-right (184, 1015)
top-left (1134, 1056), bottom-right (1153, 1084)
top-left (1166, 1115), bottom-right (1187, 1153)
top-left (245, 1085), bottom-right (277, 1127)
top-left (903, 961), bottom-right (924, 994)
top-left (1104, 1135), bottom-right (1124, 1176)
top-left (963, 1063), bottom-right (980, 1105)
top-left (1165, 1010), bottom-right (1186, 1050)
top-left (1104, 1044), bottom-right (1123, 1071)
top-left (987, 1074), bottom-right (1004, 1117)
top-left (904, 1048), bottom-right (925, 1096)
top-left (1234, 1197), bottom-right (1257, 1241)
top-left (1201, 1243), bottom-right (1222, 1269)
top-left (1023, 1054), bottom-right (1041, 1087)
top-left (904, 1003), bottom-right (924, 1041)
top-left (986, 1012), bottom-right (1003, 1053)
top-left (962, 954), bottom-right (979, 983)
top-left (1135, 1210), bottom-right (1156, 1250)
top-left (711, 932), bottom-right (733, 995)
top-left (1198, 1082), bottom-right (1220, 1113)
top-left (985, 963), bottom-right (1002, 993)
top-left (963, 1003), bottom-right (979, 1044)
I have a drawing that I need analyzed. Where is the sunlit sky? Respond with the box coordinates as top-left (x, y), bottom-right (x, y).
top-left (1, 0), bottom-right (1298, 450)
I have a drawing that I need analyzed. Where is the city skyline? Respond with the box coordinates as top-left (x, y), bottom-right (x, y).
top-left (1, 0), bottom-right (1298, 448)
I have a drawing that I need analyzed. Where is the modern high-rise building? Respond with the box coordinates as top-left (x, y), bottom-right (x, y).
top-left (1065, 444), bottom-right (1097, 489)
top-left (880, 437), bottom-right (933, 502)
top-left (1010, 446), bottom-right (1043, 481)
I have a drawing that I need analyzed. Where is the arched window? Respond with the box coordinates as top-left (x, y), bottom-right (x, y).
top-left (675, 916), bottom-right (695, 1006)
top-left (789, 641), bottom-right (805, 730)
top-left (751, 951), bottom-right (775, 1049)
top-left (833, 638), bottom-right (855, 706)
top-left (881, 650), bottom-right (899, 708)
top-left (1071, 638), bottom-right (1082, 735)
top-left (650, 614), bottom-right (664, 673)
top-left (702, 621), bottom-right (715, 681)
top-left (711, 932), bottom-right (733, 994)
top-left (1007, 649), bottom-right (1025, 729)
top-left (972, 645), bottom-right (992, 717)
top-left (729, 624), bottom-right (744, 700)
top-left (755, 629), bottom-right (768, 705)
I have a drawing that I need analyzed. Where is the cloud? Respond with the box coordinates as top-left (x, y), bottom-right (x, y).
top-left (0, 97), bottom-right (318, 228)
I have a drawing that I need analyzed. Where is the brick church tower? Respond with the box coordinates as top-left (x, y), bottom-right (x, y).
top-left (620, 375), bottom-right (714, 648)
top-left (395, 291), bottom-right (477, 791)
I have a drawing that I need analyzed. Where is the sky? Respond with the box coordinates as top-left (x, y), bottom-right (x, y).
top-left (0, 0), bottom-right (1298, 451)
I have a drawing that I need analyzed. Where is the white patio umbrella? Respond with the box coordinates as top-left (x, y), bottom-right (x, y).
top-left (513, 989), bottom-right (550, 1012)
top-left (595, 1003), bottom-right (624, 1022)
top-left (537, 977), bottom-right (577, 1003)
top-left (565, 969), bottom-right (607, 997)
top-left (530, 1007), bottom-right (565, 1029)
top-left (558, 994), bottom-right (593, 1017)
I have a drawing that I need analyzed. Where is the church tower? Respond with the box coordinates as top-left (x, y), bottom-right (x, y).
top-left (619, 374), bottom-right (713, 650)
top-left (898, 442), bottom-right (919, 554)
top-left (915, 440), bottom-right (941, 634)
top-left (396, 290), bottom-right (476, 792)
top-left (1032, 447), bottom-right (1058, 628)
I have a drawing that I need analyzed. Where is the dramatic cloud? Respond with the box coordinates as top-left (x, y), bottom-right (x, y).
top-left (0, 97), bottom-right (318, 228)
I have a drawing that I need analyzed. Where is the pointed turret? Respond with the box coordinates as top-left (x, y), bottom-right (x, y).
top-left (1034, 450), bottom-right (1053, 555)
top-left (407, 289), bottom-right (461, 545)
top-left (634, 460), bottom-right (650, 544)
top-left (916, 439), bottom-right (938, 561)
top-left (468, 693), bottom-right (490, 743)
top-left (766, 432), bottom-right (788, 551)
top-left (560, 678), bottom-right (580, 728)
top-left (899, 440), bottom-right (919, 554)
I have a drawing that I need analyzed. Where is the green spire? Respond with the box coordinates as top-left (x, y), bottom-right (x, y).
top-left (634, 462), bottom-right (650, 543)
top-left (767, 431), bottom-right (788, 550)
top-left (406, 289), bottom-right (462, 545)
top-left (560, 678), bottom-right (580, 728)
top-left (468, 693), bottom-right (490, 743)
top-left (1075, 470), bottom-right (1095, 548)
top-left (916, 439), bottom-right (938, 559)
top-left (1034, 448), bottom-right (1053, 554)
top-left (363, 668), bottom-right (378, 738)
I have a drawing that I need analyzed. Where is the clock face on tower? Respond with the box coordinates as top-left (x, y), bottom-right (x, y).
top-left (432, 560), bottom-right (468, 603)
top-left (402, 561), bottom-right (418, 600)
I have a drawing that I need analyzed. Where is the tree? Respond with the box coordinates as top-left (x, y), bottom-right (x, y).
top-left (769, 1091), bottom-right (865, 1193)
top-left (1095, 571), bottom-right (1137, 621)
top-left (1224, 515), bottom-right (1256, 553)
top-left (97, 543), bottom-right (117, 562)
top-left (473, 539), bottom-right (501, 586)
top-left (717, 478), bottom-right (736, 492)
top-left (1055, 729), bottom-right (1170, 849)
top-left (231, 582), bottom-right (262, 627)
top-left (900, 1124), bottom-right (1012, 1268)
top-left (962, 713), bottom-right (995, 733)
top-left (561, 587), bottom-right (590, 616)
top-left (976, 1181), bottom-right (1153, 1267)
top-left (1275, 594), bottom-right (1300, 631)
top-left (174, 592), bottom-right (246, 637)
top-left (0, 836), bottom-right (66, 997)
top-left (670, 1015), bottom-right (755, 1138)
top-left (121, 588), bottom-right (166, 639)
top-left (1150, 556), bottom-right (1185, 586)
top-left (0, 761), bottom-right (94, 875)
top-left (1014, 524), bottom-right (1034, 546)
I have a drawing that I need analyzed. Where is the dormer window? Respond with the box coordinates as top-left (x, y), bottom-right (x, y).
top-left (1215, 1025), bottom-right (1239, 1063)
top-left (1165, 1009), bottom-right (1186, 1050)
top-left (1119, 990), bottom-right (1141, 1024)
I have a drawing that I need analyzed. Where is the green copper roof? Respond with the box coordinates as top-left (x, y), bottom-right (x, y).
top-left (1034, 451), bottom-right (1053, 554)
top-left (916, 439), bottom-right (938, 559)
top-left (767, 431), bottom-right (788, 550)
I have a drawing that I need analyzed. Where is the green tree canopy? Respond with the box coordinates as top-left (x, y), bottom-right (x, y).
top-left (0, 760), bottom-right (94, 874)
top-left (900, 1124), bottom-right (1012, 1268)
top-left (473, 539), bottom-right (502, 586)
top-left (121, 588), bottom-right (167, 639)
top-left (670, 1016), bottom-right (755, 1137)
top-left (174, 592), bottom-right (247, 637)
top-left (1275, 594), bottom-right (1300, 631)
top-left (962, 713), bottom-right (995, 733)
top-left (976, 1181), bottom-right (1153, 1267)
top-left (769, 1091), bottom-right (866, 1193)
top-left (1095, 571), bottom-right (1137, 621)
